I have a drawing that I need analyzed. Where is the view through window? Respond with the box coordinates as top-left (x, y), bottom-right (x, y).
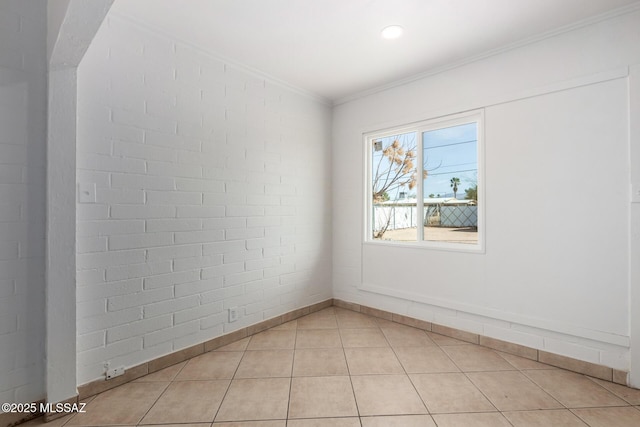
top-left (369, 112), bottom-right (482, 248)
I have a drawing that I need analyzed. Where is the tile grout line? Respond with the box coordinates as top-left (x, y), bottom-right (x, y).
top-left (439, 343), bottom-right (504, 417)
top-left (336, 310), bottom-right (363, 423)
top-left (38, 305), bottom-right (640, 426)
top-left (488, 348), bottom-right (567, 412)
top-left (584, 375), bottom-right (638, 406)
top-left (135, 380), bottom-right (174, 426)
top-left (512, 369), bottom-right (568, 412)
top-left (382, 322), bottom-right (434, 419)
top-left (284, 322), bottom-right (298, 423)
top-left (520, 369), bottom-right (575, 412)
top-left (210, 336), bottom-right (250, 423)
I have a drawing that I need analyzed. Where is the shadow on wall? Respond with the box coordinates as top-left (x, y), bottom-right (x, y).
top-left (0, 67), bottom-right (46, 400)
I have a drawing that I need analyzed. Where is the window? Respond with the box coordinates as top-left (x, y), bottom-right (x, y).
top-left (366, 110), bottom-right (483, 250)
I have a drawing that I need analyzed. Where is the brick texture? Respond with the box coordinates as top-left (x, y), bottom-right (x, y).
top-left (75, 16), bottom-right (332, 384)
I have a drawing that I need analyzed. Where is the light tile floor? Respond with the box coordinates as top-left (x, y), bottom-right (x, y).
top-left (24, 307), bottom-right (640, 426)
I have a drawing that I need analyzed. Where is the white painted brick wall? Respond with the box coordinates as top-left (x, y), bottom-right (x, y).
top-left (75, 15), bottom-right (332, 384)
top-left (0, 0), bottom-right (47, 405)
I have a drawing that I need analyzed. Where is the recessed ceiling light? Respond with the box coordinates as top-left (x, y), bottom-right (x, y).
top-left (381, 25), bottom-right (403, 40)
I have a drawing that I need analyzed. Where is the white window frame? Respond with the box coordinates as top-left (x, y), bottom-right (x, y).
top-left (364, 109), bottom-right (485, 253)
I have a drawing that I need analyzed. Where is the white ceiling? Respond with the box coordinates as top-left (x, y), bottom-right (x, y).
top-left (111, 0), bottom-right (639, 102)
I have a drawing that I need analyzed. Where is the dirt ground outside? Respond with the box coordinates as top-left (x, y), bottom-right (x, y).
top-left (376, 226), bottom-right (478, 244)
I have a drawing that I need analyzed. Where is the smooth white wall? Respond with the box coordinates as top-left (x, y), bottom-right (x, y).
top-left (0, 0), bottom-right (47, 405)
top-left (333, 10), bottom-right (640, 371)
top-left (46, 0), bottom-right (113, 404)
top-left (75, 15), bottom-right (332, 384)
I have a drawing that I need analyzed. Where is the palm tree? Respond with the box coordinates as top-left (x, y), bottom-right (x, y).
top-left (450, 177), bottom-right (460, 199)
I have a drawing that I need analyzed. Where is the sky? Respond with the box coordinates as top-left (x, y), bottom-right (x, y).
top-left (372, 122), bottom-right (477, 200)
top-left (423, 122), bottom-right (477, 198)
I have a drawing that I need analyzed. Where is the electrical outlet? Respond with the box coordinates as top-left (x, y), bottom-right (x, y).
top-left (228, 307), bottom-right (239, 323)
top-left (106, 366), bottom-right (125, 380)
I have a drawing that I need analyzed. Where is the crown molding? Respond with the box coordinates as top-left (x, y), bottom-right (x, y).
top-left (334, 1), bottom-right (640, 106)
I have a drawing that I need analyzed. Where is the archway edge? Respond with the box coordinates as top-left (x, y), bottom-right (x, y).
top-left (46, 0), bottom-right (113, 404)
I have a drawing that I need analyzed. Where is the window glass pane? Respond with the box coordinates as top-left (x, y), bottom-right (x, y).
top-left (371, 131), bottom-right (418, 241)
top-left (422, 122), bottom-right (478, 244)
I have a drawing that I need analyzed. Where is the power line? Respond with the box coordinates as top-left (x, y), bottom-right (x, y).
top-left (426, 168), bottom-right (477, 177)
top-left (424, 139), bottom-right (477, 150)
top-left (425, 161), bottom-right (476, 169)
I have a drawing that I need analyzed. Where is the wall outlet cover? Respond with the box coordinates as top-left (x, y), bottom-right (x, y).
top-left (228, 307), bottom-right (239, 322)
top-left (106, 366), bottom-right (125, 380)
